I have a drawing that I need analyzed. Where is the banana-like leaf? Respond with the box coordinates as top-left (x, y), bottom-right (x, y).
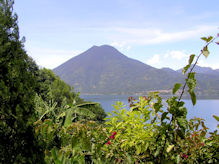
top-left (74, 102), bottom-right (99, 108)
top-left (64, 109), bottom-right (74, 128)
top-left (73, 107), bottom-right (96, 118)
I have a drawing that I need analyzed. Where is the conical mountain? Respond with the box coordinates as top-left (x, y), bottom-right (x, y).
top-left (53, 45), bottom-right (182, 94)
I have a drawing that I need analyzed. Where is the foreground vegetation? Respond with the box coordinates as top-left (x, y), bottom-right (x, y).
top-left (0, 0), bottom-right (219, 163)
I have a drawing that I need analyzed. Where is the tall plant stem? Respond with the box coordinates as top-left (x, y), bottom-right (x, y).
top-left (177, 36), bottom-right (218, 103)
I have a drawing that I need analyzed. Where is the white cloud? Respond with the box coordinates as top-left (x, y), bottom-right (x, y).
top-left (145, 50), bottom-right (191, 70)
top-left (110, 41), bottom-right (131, 51)
top-left (26, 47), bottom-right (82, 69)
top-left (126, 45), bottom-right (131, 51)
top-left (146, 54), bottom-right (160, 65)
top-left (164, 53), bottom-right (169, 58)
top-left (198, 60), bottom-right (219, 69)
top-left (109, 25), bottom-right (217, 46)
top-left (110, 41), bottom-right (126, 48)
top-left (165, 50), bottom-right (188, 60)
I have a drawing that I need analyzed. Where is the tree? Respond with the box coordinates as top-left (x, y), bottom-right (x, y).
top-left (0, 0), bottom-right (44, 163)
top-left (36, 68), bottom-right (107, 122)
top-left (36, 68), bottom-right (79, 106)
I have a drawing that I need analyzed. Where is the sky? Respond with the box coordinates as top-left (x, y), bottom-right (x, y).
top-left (14, 0), bottom-right (219, 70)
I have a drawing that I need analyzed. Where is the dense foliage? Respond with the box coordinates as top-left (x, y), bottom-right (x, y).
top-left (1, 0), bottom-right (218, 163)
top-left (36, 68), bottom-right (80, 106)
top-left (0, 0), bottom-right (45, 163)
top-left (35, 68), bottom-right (106, 122)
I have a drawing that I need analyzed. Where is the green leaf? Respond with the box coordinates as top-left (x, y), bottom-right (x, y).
top-left (188, 54), bottom-right (195, 65)
top-left (166, 144), bottom-right (174, 153)
top-left (177, 117), bottom-right (187, 130)
top-left (154, 148), bottom-right (160, 157)
top-left (154, 102), bottom-right (162, 113)
top-left (75, 102), bottom-right (99, 107)
top-left (213, 115), bottom-right (219, 122)
top-left (176, 154), bottom-right (181, 164)
top-left (71, 136), bottom-right (79, 149)
top-left (207, 36), bottom-right (213, 42)
top-left (172, 83), bottom-right (182, 94)
top-left (126, 153), bottom-right (132, 164)
top-left (202, 46), bottom-right (210, 58)
top-left (203, 50), bottom-right (210, 58)
top-left (201, 36), bottom-right (213, 42)
top-left (188, 72), bottom-right (195, 79)
top-left (177, 107), bottom-right (187, 117)
top-left (177, 129), bottom-right (185, 139)
top-left (64, 110), bottom-right (73, 128)
top-left (51, 148), bottom-right (57, 160)
top-left (51, 148), bottom-right (61, 164)
top-left (182, 64), bottom-right (190, 75)
top-left (190, 91), bottom-right (196, 106)
top-left (186, 72), bottom-right (196, 93)
top-left (161, 112), bottom-right (168, 122)
top-left (201, 37), bottom-right (208, 42)
top-left (136, 145), bottom-right (141, 155)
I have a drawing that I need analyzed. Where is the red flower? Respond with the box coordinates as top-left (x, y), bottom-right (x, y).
top-left (109, 132), bottom-right (117, 140)
top-left (106, 141), bottom-right (111, 145)
top-left (112, 132), bottom-right (117, 136)
top-left (109, 135), bottom-right (115, 139)
top-left (181, 153), bottom-right (188, 159)
top-left (200, 142), bottom-right (204, 146)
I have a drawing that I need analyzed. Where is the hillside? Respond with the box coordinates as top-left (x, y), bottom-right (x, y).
top-left (53, 45), bottom-right (219, 97)
top-left (177, 65), bottom-right (219, 76)
top-left (53, 45), bottom-right (183, 94)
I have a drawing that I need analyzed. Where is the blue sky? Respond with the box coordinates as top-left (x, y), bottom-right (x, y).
top-left (14, 0), bottom-right (219, 70)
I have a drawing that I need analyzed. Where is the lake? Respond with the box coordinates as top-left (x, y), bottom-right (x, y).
top-left (81, 95), bottom-right (219, 132)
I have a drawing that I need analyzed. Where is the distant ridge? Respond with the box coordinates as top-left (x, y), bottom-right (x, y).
top-left (177, 65), bottom-right (219, 76)
top-left (53, 45), bottom-right (219, 98)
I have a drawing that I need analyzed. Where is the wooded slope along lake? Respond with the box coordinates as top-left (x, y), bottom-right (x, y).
top-left (81, 95), bottom-right (219, 132)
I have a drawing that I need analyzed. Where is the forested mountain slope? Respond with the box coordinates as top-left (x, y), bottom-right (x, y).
top-left (54, 45), bottom-right (183, 94)
top-left (54, 45), bottom-right (219, 97)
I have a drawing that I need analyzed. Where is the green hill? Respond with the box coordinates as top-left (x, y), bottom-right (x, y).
top-left (53, 45), bottom-right (219, 98)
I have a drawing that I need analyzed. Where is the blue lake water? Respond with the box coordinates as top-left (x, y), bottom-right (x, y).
top-left (81, 95), bottom-right (219, 132)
